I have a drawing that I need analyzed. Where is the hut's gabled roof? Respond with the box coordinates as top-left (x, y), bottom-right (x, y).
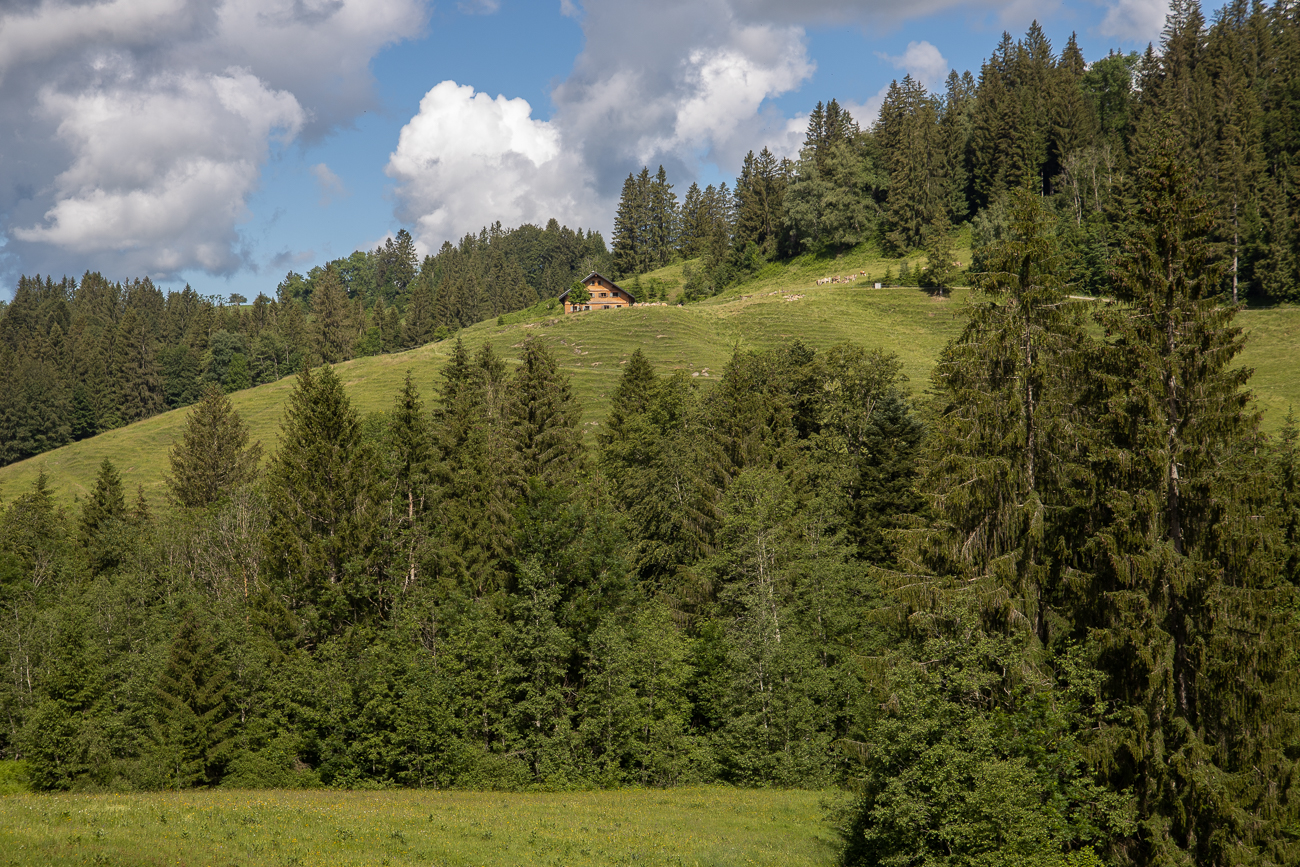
top-left (558, 271), bottom-right (636, 303)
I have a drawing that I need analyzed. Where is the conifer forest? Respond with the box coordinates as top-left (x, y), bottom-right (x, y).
top-left (2, 3), bottom-right (1300, 866)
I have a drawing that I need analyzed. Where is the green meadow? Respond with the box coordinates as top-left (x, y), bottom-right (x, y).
top-left (2, 238), bottom-right (1298, 507)
top-left (0, 786), bottom-right (841, 867)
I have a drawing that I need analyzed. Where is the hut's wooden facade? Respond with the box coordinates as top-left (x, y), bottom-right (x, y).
top-left (558, 272), bottom-right (635, 313)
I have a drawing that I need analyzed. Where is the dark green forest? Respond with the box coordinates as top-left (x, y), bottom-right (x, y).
top-left (2, 4), bottom-right (1300, 867)
top-left (0, 221), bottom-right (611, 468)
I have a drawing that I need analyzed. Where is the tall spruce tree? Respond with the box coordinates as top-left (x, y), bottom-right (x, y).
top-left (877, 76), bottom-right (944, 252)
top-left (402, 274), bottom-right (437, 348)
top-left (386, 371), bottom-right (434, 594)
top-left (1084, 130), bottom-right (1295, 867)
top-left (612, 170), bottom-right (651, 277)
top-left (430, 342), bottom-right (519, 597)
top-left (153, 609), bottom-right (237, 788)
top-left (164, 384), bottom-right (263, 509)
top-left (509, 339), bottom-right (584, 486)
top-left (311, 267), bottom-right (351, 364)
top-left (969, 33), bottom-right (1018, 211)
top-left (599, 348), bottom-right (660, 446)
top-left (110, 308), bottom-right (165, 424)
top-left (1206, 3), bottom-right (1264, 303)
top-left (80, 457), bottom-right (130, 573)
top-left (911, 186), bottom-right (1090, 644)
top-left (264, 364), bottom-right (382, 629)
top-left (678, 182), bottom-right (706, 258)
top-left (648, 165), bottom-right (679, 268)
top-left (732, 148), bottom-right (787, 257)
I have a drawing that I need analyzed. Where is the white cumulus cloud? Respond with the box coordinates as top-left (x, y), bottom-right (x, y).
top-left (1098, 0), bottom-right (1169, 43)
top-left (851, 40), bottom-right (951, 125)
top-left (0, 0), bottom-right (425, 287)
top-left (14, 70), bottom-right (303, 272)
top-left (550, 0), bottom-right (814, 207)
top-left (387, 81), bottom-right (596, 250)
top-left (878, 40), bottom-right (950, 91)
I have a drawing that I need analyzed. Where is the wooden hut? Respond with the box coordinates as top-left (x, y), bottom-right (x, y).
top-left (558, 272), bottom-right (636, 313)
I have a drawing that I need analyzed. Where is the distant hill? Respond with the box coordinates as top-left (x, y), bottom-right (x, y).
top-left (3, 241), bottom-right (1297, 507)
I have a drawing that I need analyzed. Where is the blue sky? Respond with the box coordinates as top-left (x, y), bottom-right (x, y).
top-left (0, 0), bottom-right (1171, 303)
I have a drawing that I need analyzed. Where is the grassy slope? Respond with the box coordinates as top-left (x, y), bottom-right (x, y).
top-left (3, 235), bottom-right (1298, 506)
top-left (0, 787), bottom-right (841, 867)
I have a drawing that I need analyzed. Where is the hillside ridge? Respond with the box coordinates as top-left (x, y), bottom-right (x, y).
top-left (3, 243), bottom-right (1297, 506)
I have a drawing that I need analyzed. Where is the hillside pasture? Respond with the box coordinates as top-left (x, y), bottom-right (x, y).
top-left (0, 280), bottom-right (966, 506)
top-left (2, 232), bottom-right (1298, 506)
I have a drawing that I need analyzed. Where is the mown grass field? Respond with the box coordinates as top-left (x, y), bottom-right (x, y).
top-left (0, 786), bottom-right (841, 867)
top-left (2, 234), bottom-right (1298, 506)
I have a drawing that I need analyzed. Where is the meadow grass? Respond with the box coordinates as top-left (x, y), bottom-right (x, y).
top-left (0, 786), bottom-right (842, 867)
top-left (2, 235), bottom-right (1297, 507)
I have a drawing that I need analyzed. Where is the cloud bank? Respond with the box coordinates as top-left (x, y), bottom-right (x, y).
top-left (0, 0), bottom-right (425, 284)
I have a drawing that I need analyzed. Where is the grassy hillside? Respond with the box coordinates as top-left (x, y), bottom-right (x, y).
top-left (3, 237), bottom-right (1297, 507)
top-left (0, 786), bottom-right (841, 867)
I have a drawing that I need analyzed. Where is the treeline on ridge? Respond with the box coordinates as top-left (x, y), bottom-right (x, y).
top-left (609, 0), bottom-right (1300, 305)
top-left (0, 220), bottom-right (612, 469)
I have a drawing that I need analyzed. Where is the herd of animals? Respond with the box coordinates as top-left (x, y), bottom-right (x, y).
top-left (813, 263), bottom-right (962, 287)
top-left (814, 271), bottom-right (867, 286)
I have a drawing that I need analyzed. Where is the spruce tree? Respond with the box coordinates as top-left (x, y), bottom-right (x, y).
top-left (402, 274), bottom-right (437, 348)
top-left (80, 457), bottom-right (129, 573)
top-left (0, 353), bottom-right (70, 465)
top-left (264, 364), bottom-right (381, 629)
top-left (1084, 130), bottom-right (1294, 866)
top-left (311, 267), bottom-right (350, 364)
top-left (164, 384), bottom-right (263, 509)
top-left (110, 308), bottom-right (165, 424)
top-left (678, 182), bottom-right (705, 258)
top-left (387, 371), bottom-right (434, 593)
top-left (1006, 22), bottom-right (1054, 195)
top-left (1206, 4), bottom-right (1264, 303)
top-left (599, 348), bottom-right (660, 446)
top-left (1273, 410), bottom-right (1300, 587)
top-left (732, 148), bottom-right (787, 257)
top-left (508, 339), bottom-right (584, 486)
top-left (910, 186), bottom-right (1091, 646)
top-left (429, 342), bottom-right (518, 597)
top-left (80, 457), bottom-right (126, 546)
top-left (969, 33), bottom-right (1017, 211)
top-left (939, 70), bottom-right (977, 221)
top-left (921, 213), bottom-right (957, 292)
top-left (878, 76), bottom-right (944, 252)
top-left (649, 165), bottom-right (679, 268)
top-left (152, 608), bottom-right (237, 788)
top-left (1048, 33), bottom-right (1098, 194)
top-left (612, 170), bottom-right (650, 277)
